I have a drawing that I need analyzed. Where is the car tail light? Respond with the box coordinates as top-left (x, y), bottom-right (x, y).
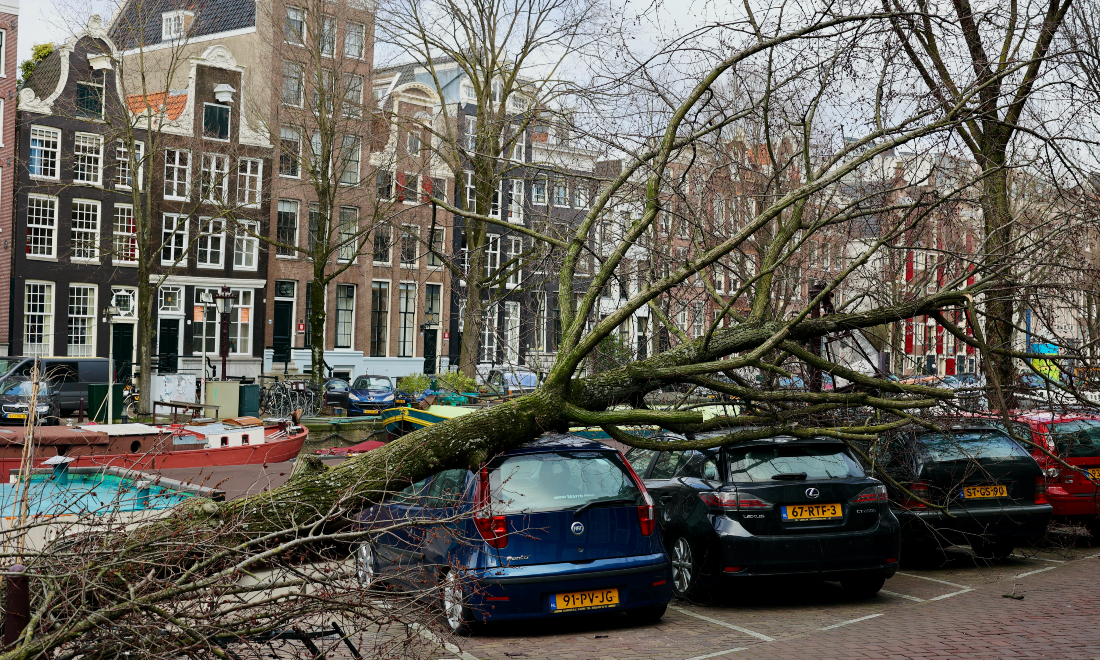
top-left (1034, 476), bottom-right (1048, 505)
top-left (723, 566), bottom-right (745, 572)
top-left (850, 484), bottom-right (889, 504)
top-left (699, 491), bottom-right (772, 510)
top-left (901, 481), bottom-right (929, 509)
top-left (618, 451), bottom-right (656, 536)
top-left (474, 467), bottom-right (508, 549)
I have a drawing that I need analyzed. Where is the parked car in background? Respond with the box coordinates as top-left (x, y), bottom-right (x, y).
top-left (0, 357), bottom-right (109, 415)
top-left (0, 377), bottom-right (60, 425)
top-left (876, 425), bottom-right (1052, 559)
top-left (626, 434), bottom-right (900, 599)
top-left (347, 375), bottom-right (397, 414)
top-left (355, 435), bottom-right (671, 633)
top-left (482, 369), bottom-right (539, 399)
top-left (983, 412), bottom-right (1100, 536)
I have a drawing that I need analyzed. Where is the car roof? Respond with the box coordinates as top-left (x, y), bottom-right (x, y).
top-left (650, 430), bottom-right (845, 450)
top-left (503, 433), bottom-right (618, 456)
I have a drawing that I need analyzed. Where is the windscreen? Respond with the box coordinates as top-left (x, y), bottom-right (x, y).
top-left (1051, 420), bottom-right (1100, 458)
top-left (488, 451), bottom-right (642, 514)
top-left (726, 444), bottom-right (865, 482)
top-left (352, 376), bottom-right (392, 391)
top-left (0, 359), bottom-right (25, 376)
top-left (916, 431), bottom-right (1030, 461)
top-left (0, 380), bottom-right (47, 396)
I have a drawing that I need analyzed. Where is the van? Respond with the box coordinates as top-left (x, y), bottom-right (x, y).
top-left (0, 358), bottom-right (111, 414)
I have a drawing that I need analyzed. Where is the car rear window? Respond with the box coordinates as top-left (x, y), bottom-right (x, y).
top-left (726, 444), bottom-right (864, 482)
top-left (1050, 420), bottom-right (1100, 458)
top-left (353, 376), bottom-right (392, 391)
top-left (488, 451), bottom-right (642, 514)
top-left (916, 431), bottom-right (1030, 461)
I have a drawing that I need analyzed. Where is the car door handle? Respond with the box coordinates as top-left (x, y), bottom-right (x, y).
top-left (659, 494), bottom-right (674, 502)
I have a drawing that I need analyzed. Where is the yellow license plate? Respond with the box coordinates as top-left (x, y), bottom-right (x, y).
top-left (961, 485), bottom-right (1007, 499)
top-left (1087, 468), bottom-right (1100, 480)
top-left (551, 588), bottom-right (619, 612)
top-left (783, 503), bottom-right (842, 521)
top-left (6, 414), bottom-right (26, 419)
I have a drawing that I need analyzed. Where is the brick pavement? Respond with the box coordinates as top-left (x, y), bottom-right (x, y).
top-left (451, 545), bottom-right (1100, 660)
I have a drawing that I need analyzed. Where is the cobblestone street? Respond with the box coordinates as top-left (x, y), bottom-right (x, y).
top-left (449, 542), bottom-right (1100, 660)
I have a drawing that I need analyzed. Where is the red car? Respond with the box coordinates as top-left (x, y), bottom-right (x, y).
top-left (990, 412), bottom-right (1100, 535)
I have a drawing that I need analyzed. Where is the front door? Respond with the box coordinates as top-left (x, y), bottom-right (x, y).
top-left (112, 324), bottom-right (134, 380)
top-left (423, 330), bottom-right (437, 375)
top-left (273, 300), bottom-right (293, 362)
top-left (158, 319), bottom-right (180, 374)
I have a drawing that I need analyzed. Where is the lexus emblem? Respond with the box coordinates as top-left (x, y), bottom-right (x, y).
top-left (570, 521), bottom-right (585, 535)
top-left (805, 488), bottom-right (821, 499)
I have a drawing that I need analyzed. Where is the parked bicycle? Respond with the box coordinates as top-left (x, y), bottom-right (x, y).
top-left (259, 379), bottom-right (320, 418)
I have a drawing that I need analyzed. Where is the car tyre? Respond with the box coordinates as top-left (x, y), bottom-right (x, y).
top-left (1084, 518), bottom-right (1100, 544)
top-left (354, 542), bottom-right (376, 589)
top-left (669, 536), bottom-right (699, 599)
top-left (841, 575), bottom-right (885, 599)
top-left (626, 604), bottom-right (667, 625)
top-left (440, 569), bottom-right (478, 636)
top-left (971, 537), bottom-right (1014, 560)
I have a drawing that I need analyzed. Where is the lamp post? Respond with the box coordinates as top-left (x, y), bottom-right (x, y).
top-left (212, 287), bottom-right (236, 382)
top-left (200, 292), bottom-right (214, 402)
top-left (102, 305), bottom-right (121, 422)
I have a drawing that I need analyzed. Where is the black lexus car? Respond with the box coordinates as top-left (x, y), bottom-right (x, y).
top-left (626, 435), bottom-right (901, 600)
top-left (876, 425), bottom-right (1052, 559)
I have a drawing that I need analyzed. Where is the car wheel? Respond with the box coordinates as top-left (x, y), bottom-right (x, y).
top-left (440, 569), bottom-right (477, 636)
top-left (1084, 518), bottom-right (1100, 544)
top-left (669, 536), bottom-right (697, 598)
top-left (626, 604), bottom-right (667, 625)
top-left (972, 537), bottom-right (1014, 559)
top-left (354, 543), bottom-right (376, 589)
top-left (841, 575), bottom-right (885, 599)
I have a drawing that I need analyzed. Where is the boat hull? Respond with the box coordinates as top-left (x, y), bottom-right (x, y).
top-left (0, 431), bottom-right (306, 475)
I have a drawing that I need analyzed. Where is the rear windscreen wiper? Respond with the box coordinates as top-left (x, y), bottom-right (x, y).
top-left (770, 472), bottom-right (808, 481)
top-left (573, 498), bottom-right (638, 516)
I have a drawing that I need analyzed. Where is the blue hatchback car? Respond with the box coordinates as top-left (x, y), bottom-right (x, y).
top-left (355, 435), bottom-right (672, 633)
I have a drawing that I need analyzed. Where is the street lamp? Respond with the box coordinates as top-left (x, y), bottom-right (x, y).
top-left (102, 305), bottom-right (121, 422)
top-left (212, 287), bottom-right (237, 382)
top-left (200, 292), bottom-right (214, 401)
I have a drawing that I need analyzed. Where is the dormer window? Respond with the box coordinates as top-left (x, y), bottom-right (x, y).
top-left (162, 11), bottom-right (192, 41)
top-left (76, 79), bottom-right (104, 119)
top-left (203, 103), bottom-right (230, 140)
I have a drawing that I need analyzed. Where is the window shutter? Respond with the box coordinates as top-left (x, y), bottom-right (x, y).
top-left (904, 320), bottom-right (914, 354)
top-left (396, 171), bottom-right (406, 201)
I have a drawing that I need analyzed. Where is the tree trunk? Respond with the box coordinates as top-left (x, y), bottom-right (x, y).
top-left (980, 167), bottom-right (1017, 408)
top-left (309, 277), bottom-right (326, 385)
top-left (137, 266), bottom-right (154, 415)
top-left (459, 218), bottom-right (487, 378)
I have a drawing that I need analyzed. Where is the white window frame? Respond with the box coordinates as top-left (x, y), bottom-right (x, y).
top-left (67, 284), bottom-right (97, 357)
top-left (70, 199), bottom-right (101, 262)
top-left (73, 133), bottom-right (104, 186)
top-left (400, 224), bottom-right (420, 267)
top-left (196, 217), bottom-right (225, 268)
top-left (510, 131), bottom-right (525, 162)
top-left (161, 213), bottom-right (188, 266)
top-left (531, 177), bottom-right (546, 205)
top-left (163, 149), bottom-right (190, 200)
top-left (234, 219), bottom-right (259, 271)
top-left (29, 126), bottom-right (60, 180)
top-left (237, 157), bottom-right (263, 207)
top-left (335, 284), bottom-right (356, 349)
top-left (397, 283), bottom-right (417, 358)
top-left (428, 228), bottom-right (446, 267)
top-left (276, 200), bottom-right (299, 258)
top-left (115, 140), bottom-right (144, 189)
top-left (285, 6), bottom-right (305, 44)
top-left (0, 30), bottom-right (6, 79)
top-left (573, 184), bottom-right (589, 209)
top-left (162, 11), bottom-right (190, 40)
top-left (506, 235), bottom-right (522, 287)
top-left (280, 127), bottom-right (301, 178)
top-left (480, 304), bottom-right (498, 363)
top-left (344, 74), bottom-right (364, 118)
top-left (465, 116), bottom-right (477, 151)
top-left (23, 281), bottom-right (54, 357)
top-left (282, 62), bottom-right (304, 107)
top-left (337, 206), bottom-right (358, 262)
top-left (340, 136), bottom-right (360, 186)
top-left (113, 204), bottom-right (137, 266)
top-left (202, 103), bottom-right (231, 142)
top-left (26, 194), bottom-right (58, 259)
top-left (321, 15), bottom-right (336, 56)
top-left (345, 22), bottom-right (365, 59)
top-left (463, 171), bottom-right (476, 213)
top-left (552, 178), bottom-right (568, 207)
top-left (503, 301), bottom-right (520, 363)
top-left (484, 235), bottom-right (500, 278)
top-left (111, 286), bottom-right (138, 319)
top-left (509, 179), bottom-right (524, 223)
top-left (200, 153), bottom-right (230, 205)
